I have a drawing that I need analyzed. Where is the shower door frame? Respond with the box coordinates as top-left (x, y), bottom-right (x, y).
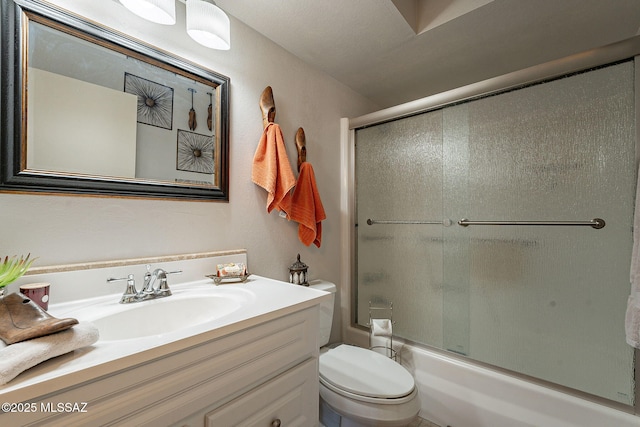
top-left (340, 35), bottom-right (640, 414)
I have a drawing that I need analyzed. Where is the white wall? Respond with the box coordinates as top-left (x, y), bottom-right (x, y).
top-left (1, 1), bottom-right (377, 341)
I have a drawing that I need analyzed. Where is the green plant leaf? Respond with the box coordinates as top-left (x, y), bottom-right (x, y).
top-left (0, 254), bottom-right (36, 288)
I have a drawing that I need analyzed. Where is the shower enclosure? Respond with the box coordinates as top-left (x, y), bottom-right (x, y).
top-left (355, 60), bottom-right (636, 406)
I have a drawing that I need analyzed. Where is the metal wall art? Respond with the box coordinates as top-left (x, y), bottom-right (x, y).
top-left (176, 130), bottom-right (214, 174)
top-left (124, 73), bottom-right (174, 130)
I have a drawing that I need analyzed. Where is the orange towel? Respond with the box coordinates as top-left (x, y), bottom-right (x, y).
top-left (252, 123), bottom-right (296, 214)
top-left (289, 162), bottom-right (326, 247)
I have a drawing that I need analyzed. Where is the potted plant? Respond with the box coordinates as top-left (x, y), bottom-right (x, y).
top-left (0, 254), bottom-right (35, 296)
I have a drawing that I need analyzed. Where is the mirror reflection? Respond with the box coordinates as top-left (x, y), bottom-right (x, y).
top-left (28, 19), bottom-right (219, 186)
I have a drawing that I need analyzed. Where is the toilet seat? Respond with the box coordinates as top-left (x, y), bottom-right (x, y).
top-left (319, 344), bottom-right (415, 404)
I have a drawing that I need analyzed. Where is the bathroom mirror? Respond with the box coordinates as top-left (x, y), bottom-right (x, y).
top-left (0, 0), bottom-right (230, 200)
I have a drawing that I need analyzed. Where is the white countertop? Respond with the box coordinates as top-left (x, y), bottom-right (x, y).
top-left (0, 275), bottom-right (329, 403)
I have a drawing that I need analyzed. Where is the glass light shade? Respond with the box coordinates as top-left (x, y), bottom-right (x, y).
top-left (119, 0), bottom-right (176, 25)
top-left (186, 0), bottom-right (230, 50)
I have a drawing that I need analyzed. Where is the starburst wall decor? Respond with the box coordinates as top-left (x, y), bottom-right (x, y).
top-left (124, 73), bottom-right (174, 130)
top-left (176, 130), bottom-right (215, 174)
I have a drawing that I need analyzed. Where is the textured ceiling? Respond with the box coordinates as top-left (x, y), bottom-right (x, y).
top-left (214, 0), bottom-right (640, 108)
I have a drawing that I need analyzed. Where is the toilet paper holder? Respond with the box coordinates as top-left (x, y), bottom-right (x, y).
top-left (367, 301), bottom-right (396, 360)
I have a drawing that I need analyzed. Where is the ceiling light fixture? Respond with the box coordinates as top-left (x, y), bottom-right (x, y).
top-left (119, 0), bottom-right (230, 50)
top-left (119, 0), bottom-right (176, 25)
top-left (186, 0), bottom-right (230, 50)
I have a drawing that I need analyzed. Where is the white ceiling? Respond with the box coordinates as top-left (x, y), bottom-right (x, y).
top-left (214, 0), bottom-right (640, 109)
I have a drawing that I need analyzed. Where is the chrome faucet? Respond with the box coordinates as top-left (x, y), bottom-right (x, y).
top-left (142, 266), bottom-right (175, 297)
top-left (107, 265), bottom-right (182, 304)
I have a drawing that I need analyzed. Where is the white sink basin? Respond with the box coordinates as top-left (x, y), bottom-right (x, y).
top-left (61, 286), bottom-right (254, 341)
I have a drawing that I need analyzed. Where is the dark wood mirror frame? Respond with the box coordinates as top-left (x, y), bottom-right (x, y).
top-left (1, 0), bottom-right (230, 201)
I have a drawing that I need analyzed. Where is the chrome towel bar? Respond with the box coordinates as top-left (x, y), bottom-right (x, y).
top-left (365, 218), bottom-right (606, 229)
top-left (457, 218), bottom-right (605, 229)
top-left (366, 219), bottom-right (449, 225)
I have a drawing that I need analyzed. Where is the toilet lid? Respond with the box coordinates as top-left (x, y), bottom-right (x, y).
top-left (319, 345), bottom-right (415, 399)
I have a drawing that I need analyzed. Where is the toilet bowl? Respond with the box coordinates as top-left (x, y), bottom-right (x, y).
top-left (310, 280), bottom-right (420, 427)
top-left (319, 344), bottom-right (420, 426)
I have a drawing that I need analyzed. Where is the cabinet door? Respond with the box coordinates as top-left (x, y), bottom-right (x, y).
top-left (205, 358), bottom-right (318, 427)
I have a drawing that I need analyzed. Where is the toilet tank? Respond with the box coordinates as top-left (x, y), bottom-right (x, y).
top-left (309, 279), bottom-right (336, 347)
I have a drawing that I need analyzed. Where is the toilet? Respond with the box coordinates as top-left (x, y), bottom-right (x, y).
top-left (309, 280), bottom-right (420, 427)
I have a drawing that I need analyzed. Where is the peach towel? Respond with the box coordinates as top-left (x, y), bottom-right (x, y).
top-left (252, 123), bottom-right (296, 214)
top-left (290, 162), bottom-right (326, 247)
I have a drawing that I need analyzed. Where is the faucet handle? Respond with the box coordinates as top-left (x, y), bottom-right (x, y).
top-left (142, 264), bottom-right (152, 287)
top-left (107, 274), bottom-right (138, 304)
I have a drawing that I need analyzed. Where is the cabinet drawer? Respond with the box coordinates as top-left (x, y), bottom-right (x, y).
top-left (205, 358), bottom-right (318, 427)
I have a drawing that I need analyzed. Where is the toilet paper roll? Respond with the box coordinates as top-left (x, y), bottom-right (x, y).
top-left (371, 319), bottom-right (393, 337)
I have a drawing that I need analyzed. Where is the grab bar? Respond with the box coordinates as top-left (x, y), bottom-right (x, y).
top-left (457, 218), bottom-right (605, 229)
top-left (367, 219), bottom-right (451, 226)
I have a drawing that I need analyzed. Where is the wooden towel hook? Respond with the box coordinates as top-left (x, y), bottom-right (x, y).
top-left (259, 86), bottom-right (276, 130)
top-left (295, 127), bottom-right (307, 172)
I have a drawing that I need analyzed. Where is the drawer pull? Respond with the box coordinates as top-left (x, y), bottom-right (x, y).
top-left (271, 419), bottom-right (281, 427)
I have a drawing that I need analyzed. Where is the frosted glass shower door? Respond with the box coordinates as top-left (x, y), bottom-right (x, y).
top-left (355, 60), bottom-right (636, 405)
top-left (355, 112), bottom-right (445, 348)
top-left (449, 62), bottom-right (636, 404)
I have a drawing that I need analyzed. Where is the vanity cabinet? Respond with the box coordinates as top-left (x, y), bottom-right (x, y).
top-left (1, 306), bottom-right (320, 426)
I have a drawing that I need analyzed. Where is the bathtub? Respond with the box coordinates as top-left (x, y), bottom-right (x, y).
top-left (398, 342), bottom-right (639, 427)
